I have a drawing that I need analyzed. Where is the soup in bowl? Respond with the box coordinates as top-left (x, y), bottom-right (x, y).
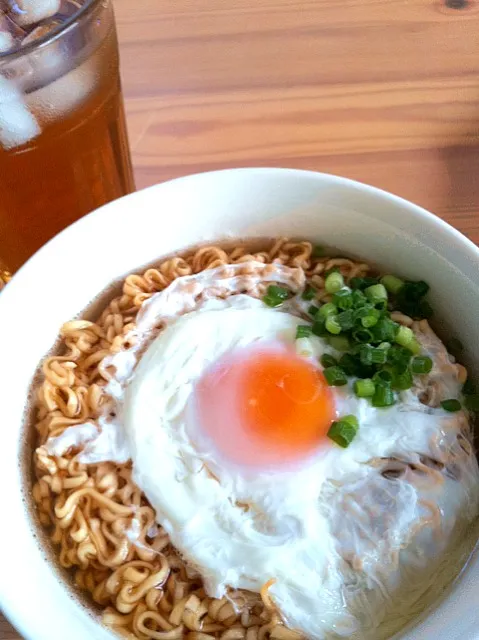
top-left (0, 168), bottom-right (478, 640)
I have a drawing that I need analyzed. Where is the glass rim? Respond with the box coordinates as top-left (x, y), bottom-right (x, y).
top-left (0, 0), bottom-right (101, 63)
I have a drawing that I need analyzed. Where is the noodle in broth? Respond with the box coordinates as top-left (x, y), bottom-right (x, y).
top-left (31, 238), bottom-right (475, 639)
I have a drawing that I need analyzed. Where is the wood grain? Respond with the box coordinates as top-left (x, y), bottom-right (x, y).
top-left (115, 0), bottom-right (479, 243)
top-left (2, 0), bottom-right (479, 637)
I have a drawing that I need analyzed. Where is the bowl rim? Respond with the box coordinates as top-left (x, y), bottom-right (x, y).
top-left (15, 166), bottom-right (479, 270)
top-left (1, 166), bottom-right (478, 640)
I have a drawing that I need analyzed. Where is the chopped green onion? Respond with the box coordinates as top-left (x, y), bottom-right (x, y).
top-left (374, 299), bottom-right (388, 311)
top-left (308, 305), bottom-right (320, 318)
top-left (373, 369), bottom-right (393, 386)
top-left (378, 342), bottom-right (391, 351)
top-left (266, 285), bottom-right (289, 300)
top-left (403, 280), bottom-right (429, 300)
top-left (349, 277), bottom-right (363, 290)
top-left (380, 275), bottom-right (404, 295)
top-left (464, 394), bottom-right (479, 411)
top-left (350, 276), bottom-right (379, 291)
top-left (312, 245), bottom-right (325, 258)
top-left (394, 325), bottom-right (421, 354)
top-left (320, 354), bottom-right (337, 369)
top-left (441, 399), bottom-right (462, 412)
top-left (364, 277), bottom-right (381, 288)
top-left (372, 385), bottom-right (395, 408)
top-left (325, 271), bottom-right (344, 294)
top-left (332, 288), bottom-right (350, 298)
top-left (333, 290), bottom-right (353, 310)
top-left (354, 378), bottom-right (375, 398)
top-left (410, 356), bottom-right (433, 375)
top-left (361, 308), bottom-right (381, 328)
top-left (339, 353), bottom-right (359, 376)
top-left (355, 365), bottom-right (376, 380)
top-left (323, 366), bottom-right (348, 386)
top-left (353, 304), bottom-right (374, 321)
top-left (319, 302), bottom-right (337, 319)
top-left (296, 325), bottom-right (312, 339)
top-left (327, 418), bottom-right (358, 448)
top-left (342, 414), bottom-right (359, 429)
top-left (301, 286), bottom-right (316, 301)
top-left (328, 335), bottom-right (351, 352)
top-left (359, 345), bottom-right (374, 366)
top-left (392, 368), bottom-right (413, 391)
top-left (372, 348), bottom-right (388, 364)
top-left (263, 295), bottom-right (282, 308)
top-left (351, 289), bottom-right (368, 307)
top-left (352, 328), bottom-right (374, 343)
top-left (263, 285), bottom-right (289, 307)
top-left (312, 320), bottom-right (328, 337)
top-left (393, 361), bottom-right (409, 375)
top-left (349, 350), bottom-right (375, 377)
top-left (395, 280), bottom-right (432, 319)
top-left (326, 315), bottom-right (342, 335)
top-left (372, 317), bottom-right (399, 343)
top-left (407, 339), bottom-right (420, 355)
top-left (414, 281), bottom-right (430, 297)
top-left (387, 344), bottom-right (412, 367)
top-left (337, 310), bottom-right (354, 331)
top-left (365, 283), bottom-right (388, 305)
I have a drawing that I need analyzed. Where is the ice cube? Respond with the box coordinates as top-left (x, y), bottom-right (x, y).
top-left (28, 55), bottom-right (98, 125)
top-left (1, 9), bottom-right (26, 42)
top-left (8, 0), bottom-right (61, 27)
top-left (0, 29), bottom-right (14, 52)
top-left (0, 75), bottom-right (40, 149)
top-left (20, 19), bottom-right (65, 81)
top-left (0, 10), bottom-right (20, 52)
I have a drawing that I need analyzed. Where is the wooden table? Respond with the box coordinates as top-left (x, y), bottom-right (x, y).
top-left (119, 0), bottom-right (479, 245)
top-left (1, 0), bottom-right (478, 637)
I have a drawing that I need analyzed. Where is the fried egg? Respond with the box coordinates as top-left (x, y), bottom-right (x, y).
top-left (47, 261), bottom-right (479, 639)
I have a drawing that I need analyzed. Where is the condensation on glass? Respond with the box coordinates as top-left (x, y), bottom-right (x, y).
top-left (0, 0), bottom-right (135, 275)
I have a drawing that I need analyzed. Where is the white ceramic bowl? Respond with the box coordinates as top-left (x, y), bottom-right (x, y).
top-left (0, 168), bottom-right (478, 640)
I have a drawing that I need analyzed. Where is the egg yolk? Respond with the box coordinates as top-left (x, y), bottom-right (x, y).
top-left (194, 346), bottom-right (335, 467)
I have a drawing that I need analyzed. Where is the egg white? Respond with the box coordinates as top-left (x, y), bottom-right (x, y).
top-left (123, 294), bottom-right (479, 639)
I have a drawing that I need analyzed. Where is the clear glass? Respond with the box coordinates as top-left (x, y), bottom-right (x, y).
top-left (0, 0), bottom-right (135, 274)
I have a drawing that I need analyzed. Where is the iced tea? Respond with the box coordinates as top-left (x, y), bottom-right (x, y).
top-left (0, 0), bottom-right (135, 273)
